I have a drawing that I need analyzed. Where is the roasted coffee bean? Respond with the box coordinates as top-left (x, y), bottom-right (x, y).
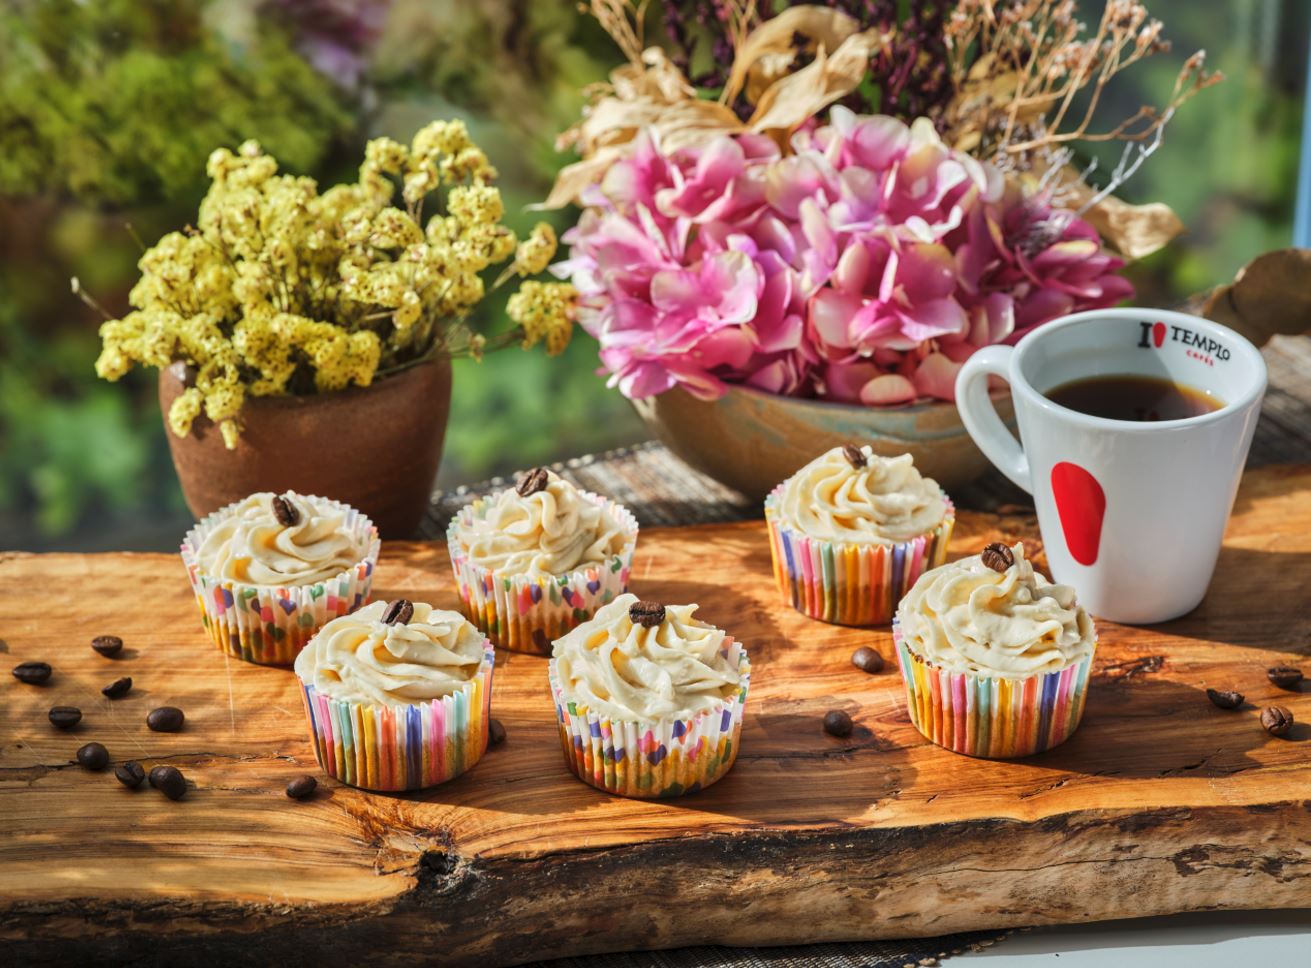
top-left (1206, 688), bottom-right (1243, 709)
top-left (76, 742), bottom-right (109, 771)
top-left (823, 710), bottom-right (853, 737)
top-left (841, 444), bottom-right (867, 469)
top-left (851, 646), bottom-right (885, 674)
top-left (381, 599), bottom-right (414, 626)
top-left (146, 706), bottom-right (185, 732)
top-left (285, 775), bottom-right (318, 800)
top-left (114, 761), bottom-right (145, 789)
top-left (489, 718), bottom-right (507, 747)
top-left (12, 661), bottom-right (51, 685)
top-left (91, 634), bottom-right (124, 658)
top-left (628, 600), bottom-right (666, 627)
top-left (271, 493), bottom-right (300, 527)
top-left (516, 466), bottom-right (550, 497)
top-left (1267, 666), bottom-right (1304, 690)
top-left (149, 765), bottom-right (187, 800)
top-left (980, 542), bottom-right (1015, 573)
top-left (1260, 706), bottom-right (1294, 737)
top-left (102, 676), bottom-right (133, 699)
top-left (48, 706), bottom-right (82, 729)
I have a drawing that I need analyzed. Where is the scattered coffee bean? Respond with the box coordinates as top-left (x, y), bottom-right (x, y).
top-left (76, 742), bottom-right (109, 771)
top-left (149, 765), bottom-right (187, 800)
top-left (841, 444), bottom-right (867, 469)
top-left (114, 761), bottom-right (145, 789)
top-left (1206, 688), bottom-right (1243, 709)
top-left (1260, 706), bottom-right (1294, 737)
top-left (48, 706), bottom-right (82, 729)
top-left (91, 634), bottom-right (124, 658)
top-left (146, 706), bottom-right (185, 732)
top-left (381, 599), bottom-right (414, 626)
top-left (102, 676), bottom-right (132, 699)
top-left (851, 646), bottom-right (885, 674)
top-left (516, 466), bottom-right (550, 497)
top-left (823, 710), bottom-right (853, 737)
top-left (1267, 666), bottom-right (1304, 690)
top-left (489, 718), bottom-right (507, 746)
top-left (12, 661), bottom-right (52, 685)
top-left (980, 543), bottom-right (1015, 573)
top-left (271, 493), bottom-right (300, 527)
top-left (629, 600), bottom-right (666, 627)
top-left (285, 775), bottom-right (318, 800)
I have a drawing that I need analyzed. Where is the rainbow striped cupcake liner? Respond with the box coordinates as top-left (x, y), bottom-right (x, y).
top-left (764, 486), bottom-right (953, 626)
top-left (296, 640), bottom-right (494, 792)
top-left (548, 645), bottom-right (750, 799)
top-left (447, 491), bottom-right (638, 655)
top-left (181, 496), bottom-right (380, 666)
top-left (893, 625), bottom-right (1093, 759)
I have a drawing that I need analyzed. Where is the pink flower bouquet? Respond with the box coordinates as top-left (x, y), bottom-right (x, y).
top-left (555, 107), bottom-right (1133, 407)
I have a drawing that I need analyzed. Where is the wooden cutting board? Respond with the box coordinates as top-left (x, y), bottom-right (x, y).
top-left (2, 466), bottom-right (1310, 966)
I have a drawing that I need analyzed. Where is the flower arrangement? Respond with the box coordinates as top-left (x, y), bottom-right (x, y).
top-left (548, 1), bottom-right (1219, 406)
top-left (79, 121), bottom-right (576, 448)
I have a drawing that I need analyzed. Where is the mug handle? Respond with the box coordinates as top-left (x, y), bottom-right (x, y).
top-left (955, 346), bottom-right (1032, 493)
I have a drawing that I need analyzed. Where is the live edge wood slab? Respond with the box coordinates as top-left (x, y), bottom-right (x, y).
top-left (3, 467), bottom-right (1311, 967)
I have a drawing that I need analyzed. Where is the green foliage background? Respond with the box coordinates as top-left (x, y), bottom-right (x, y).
top-left (0, 0), bottom-right (1305, 550)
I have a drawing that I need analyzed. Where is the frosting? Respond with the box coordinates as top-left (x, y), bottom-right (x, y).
top-left (551, 593), bottom-right (742, 721)
top-left (897, 543), bottom-right (1096, 677)
top-left (774, 447), bottom-right (947, 543)
top-left (196, 491), bottom-right (364, 586)
top-left (455, 470), bottom-right (629, 576)
top-left (294, 600), bottom-right (487, 705)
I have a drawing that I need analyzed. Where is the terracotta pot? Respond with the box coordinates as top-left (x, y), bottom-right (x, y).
top-left (632, 384), bottom-right (1014, 503)
top-left (159, 358), bottom-right (451, 538)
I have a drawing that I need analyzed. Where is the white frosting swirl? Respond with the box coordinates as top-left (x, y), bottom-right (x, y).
top-left (551, 593), bottom-right (743, 721)
top-left (196, 491), bottom-right (365, 586)
top-left (455, 470), bottom-right (629, 576)
top-left (775, 447), bottom-right (947, 543)
top-left (294, 600), bottom-right (487, 705)
top-left (897, 543), bottom-right (1096, 677)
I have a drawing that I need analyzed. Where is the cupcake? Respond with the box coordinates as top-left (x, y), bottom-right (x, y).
top-left (181, 491), bottom-right (379, 665)
top-left (447, 467), bottom-right (638, 655)
top-left (548, 593), bottom-right (750, 799)
top-left (294, 598), bottom-right (494, 791)
top-left (894, 542), bottom-right (1097, 758)
top-left (765, 445), bottom-right (954, 626)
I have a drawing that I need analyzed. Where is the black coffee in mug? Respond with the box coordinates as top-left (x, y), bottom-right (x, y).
top-left (1045, 374), bottom-right (1224, 422)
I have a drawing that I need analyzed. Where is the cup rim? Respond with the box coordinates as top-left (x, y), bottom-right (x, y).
top-left (1010, 308), bottom-right (1267, 433)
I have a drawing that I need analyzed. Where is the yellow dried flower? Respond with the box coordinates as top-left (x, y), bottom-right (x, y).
top-left (514, 223), bottom-right (558, 275)
top-left (508, 282), bottom-right (577, 356)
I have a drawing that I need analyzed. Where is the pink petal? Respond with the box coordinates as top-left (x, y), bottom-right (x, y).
top-left (859, 374), bottom-right (918, 406)
top-left (911, 352), bottom-right (961, 401)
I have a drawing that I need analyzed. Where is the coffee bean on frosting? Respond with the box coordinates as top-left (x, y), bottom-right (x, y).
top-left (516, 467), bottom-right (550, 498)
top-left (628, 601), bottom-right (666, 627)
top-left (271, 493), bottom-right (300, 527)
top-left (841, 444), bottom-right (867, 469)
top-left (381, 599), bottom-right (414, 626)
top-left (980, 543), bottom-right (1015, 573)
top-left (91, 635), bottom-right (123, 658)
top-left (12, 661), bottom-right (52, 685)
top-left (147, 706), bottom-right (185, 732)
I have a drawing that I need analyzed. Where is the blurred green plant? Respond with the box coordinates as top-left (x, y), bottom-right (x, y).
top-left (0, 0), bottom-right (353, 205)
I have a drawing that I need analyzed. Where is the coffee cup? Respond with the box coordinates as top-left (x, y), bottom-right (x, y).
top-left (955, 308), bottom-right (1266, 624)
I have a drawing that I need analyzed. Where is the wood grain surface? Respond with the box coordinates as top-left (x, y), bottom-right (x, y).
top-left (3, 466), bottom-right (1310, 966)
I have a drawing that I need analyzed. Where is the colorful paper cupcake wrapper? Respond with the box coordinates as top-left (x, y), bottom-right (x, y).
top-left (764, 486), bottom-right (954, 627)
top-left (447, 491), bottom-right (638, 655)
top-left (893, 625), bottom-right (1093, 759)
top-left (297, 640), bottom-right (494, 792)
top-left (548, 643), bottom-right (750, 799)
top-left (180, 496), bottom-right (380, 666)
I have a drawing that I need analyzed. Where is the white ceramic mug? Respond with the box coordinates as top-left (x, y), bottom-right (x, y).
top-left (955, 308), bottom-right (1266, 624)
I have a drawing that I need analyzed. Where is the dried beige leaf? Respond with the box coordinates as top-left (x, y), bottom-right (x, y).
top-left (748, 29), bottom-right (887, 136)
top-left (724, 6), bottom-right (861, 106)
top-left (1201, 248), bottom-right (1311, 346)
top-left (1044, 167), bottom-right (1184, 261)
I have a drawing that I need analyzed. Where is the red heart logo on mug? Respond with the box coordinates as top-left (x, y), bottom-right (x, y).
top-left (1152, 321), bottom-right (1166, 347)
top-left (1050, 462), bottom-right (1106, 566)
